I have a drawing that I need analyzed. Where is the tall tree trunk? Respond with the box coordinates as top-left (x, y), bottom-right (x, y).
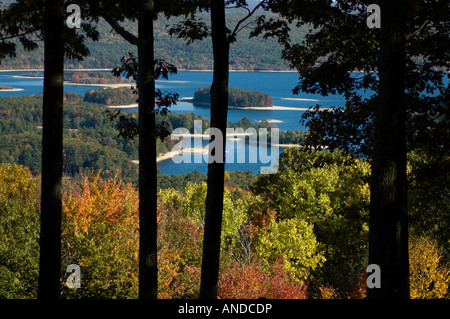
top-left (138, 0), bottom-right (158, 299)
top-left (368, 0), bottom-right (409, 299)
top-left (200, 0), bottom-right (229, 299)
top-left (38, 0), bottom-right (64, 299)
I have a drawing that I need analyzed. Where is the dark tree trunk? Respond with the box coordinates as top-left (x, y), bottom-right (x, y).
top-left (38, 0), bottom-right (65, 299)
top-left (199, 0), bottom-right (229, 299)
top-left (368, 0), bottom-right (409, 299)
top-left (138, 0), bottom-right (158, 299)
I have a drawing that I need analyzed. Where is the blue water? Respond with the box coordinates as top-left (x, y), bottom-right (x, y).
top-left (0, 70), bottom-right (349, 174)
top-left (162, 135), bottom-right (280, 175)
top-left (0, 70), bottom-right (349, 131)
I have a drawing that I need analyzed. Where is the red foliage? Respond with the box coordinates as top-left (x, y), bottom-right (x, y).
top-left (218, 258), bottom-right (308, 299)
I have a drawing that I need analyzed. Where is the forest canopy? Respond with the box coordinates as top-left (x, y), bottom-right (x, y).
top-left (84, 87), bottom-right (137, 106)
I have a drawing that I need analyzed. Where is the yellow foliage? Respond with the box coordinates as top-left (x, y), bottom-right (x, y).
top-left (157, 210), bottom-right (186, 299)
top-left (319, 285), bottom-right (337, 299)
top-left (409, 235), bottom-right (449, 299)
top-left (62, 171), bottom-right (140, 297)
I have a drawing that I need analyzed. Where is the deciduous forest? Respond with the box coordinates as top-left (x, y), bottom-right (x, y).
top-left (0, 0), bottom-right (448, 303)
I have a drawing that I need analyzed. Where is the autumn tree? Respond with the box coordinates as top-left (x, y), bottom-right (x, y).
top-left (62, 172), bottom-right (140, 298)
top-left (408, 235), bottom-right (449, 299)
top-left (218, 258), bottom-right (308, 299)
top-left (252, 148), bottom-right (371, 297)
top-left (0, 164), bottom-right (40, 299)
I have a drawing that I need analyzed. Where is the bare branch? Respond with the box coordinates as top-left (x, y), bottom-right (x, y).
top-left (406, 20), bottom-right (430, 40)
top-left (102, 14), bottom-right (138, 46)
top-left (229, 1), bottom-right (265, 41)
top-left (0, 29), bottom-right (37, 41)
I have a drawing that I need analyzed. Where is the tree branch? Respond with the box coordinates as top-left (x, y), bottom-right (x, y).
top-left (0, 29), bottom-right (37, 41)
top-left (229, 1), bottom-right (265, 41)
top-left (406, 20), bottom-right (430, 40)
top-left (102, 14), bottom-right (138, 46)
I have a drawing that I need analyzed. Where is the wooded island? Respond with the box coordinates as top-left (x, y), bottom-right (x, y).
top-left (193, 86), bottom-right (273, 108)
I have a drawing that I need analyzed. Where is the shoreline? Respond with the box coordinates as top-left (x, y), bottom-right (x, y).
top-left (257, 119), bottom-right (283, 123)
top-left (0, 68), bottom-right (297, 73)
top-left (172, 132), bottom-right (258, 139)
top-left (107, 103), bottom-right (332, 112)
top-left (64, 81), bottom-right (135, 88)
top-left (107, 103), bottom-right (138, 109)
top-left (281, 97), bottom-right (320, 102)
top-left (230, 105), bottom-right (331, 111)
top-left (5, 68), bottom-right (445, 74)
top-left (0, 88), bottom-right (24, 92)
top-left (131, 147), bottom-right (211, 163)
top-left (154, 143), bottom-right (301, 164)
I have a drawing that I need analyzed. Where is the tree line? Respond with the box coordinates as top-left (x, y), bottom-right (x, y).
top-left (0, 11), bottom-right (307, 71)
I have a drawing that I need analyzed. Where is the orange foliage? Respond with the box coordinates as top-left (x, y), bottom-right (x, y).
top-left (62, 171), bottom-right (140, 297)
top-left (218, 258), bottom-right (308, 299)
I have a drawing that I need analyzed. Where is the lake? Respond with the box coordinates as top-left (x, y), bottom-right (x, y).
top-left (0, 70), bottom-right (348, 174)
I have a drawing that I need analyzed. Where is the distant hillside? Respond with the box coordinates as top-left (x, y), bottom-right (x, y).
top-left (0, 13), bottom-right (307, 71)
top-left (193, 86), bottom-right (273, 108)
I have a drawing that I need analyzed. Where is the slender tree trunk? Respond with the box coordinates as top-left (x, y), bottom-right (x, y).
top-left (38, 0), bottom-right (64, 299)
top-left (138, 0), bottom-right (158, 299)
top-left (200, 0), bottom-right (229, 299)
top-left (368, 0), bottom-right (409, 299)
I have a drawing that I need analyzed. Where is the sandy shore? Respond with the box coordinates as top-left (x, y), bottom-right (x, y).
top-left (257, 119), bottom-right (283, 123)
top-left (172, 132), bottom-right (257, 138)
top-left (273, 143), bottom-right (301, 148)
top-left (156, 147), bottom-right (208, 163)
top-left (153, 144), bottom-right (300, 163)
top-left (0, 88), bottom-right (24, 92)
top-left (64, 81), bottom-right (135, 88)
top-left (132, 147), bottom-right (210, 163)
top-left (10, 75), bottom-right (44, 79)
top-left (107, 103), bottom-right (138, 109)
top-left (0, 69), bottom-right (44, 72)
top-left (281, 97), bottom-right (320, 102)
top-left (157, 151), bottom-right (180, 163)
top-left (175, 98), bottom-right (323, 111)
top-left (107, 104), bottom-right (327, 111)
top-left (131, 141), bottom-right (302, 164)
top-left (230, 105), bottom-right (331, 111)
